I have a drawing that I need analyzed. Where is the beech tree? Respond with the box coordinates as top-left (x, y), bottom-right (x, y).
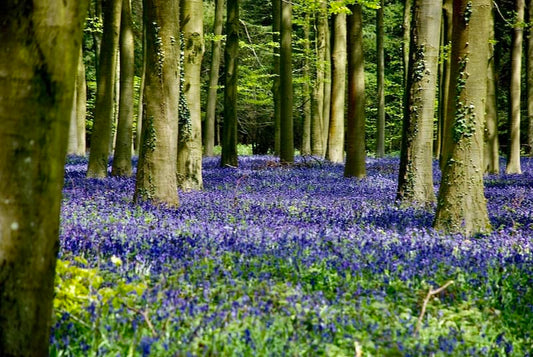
top-left (0, 1), bottom-right (87, 354)
top-left (529, 0), bottom-right (533, 156)
top-left (273, 0), bottom-right (282, 155)
top-left (221, 0), bottom-right (239, 167)
top-left (204, 0), bottom-right (224, 157)
top-left (280, 0), bottom-right (294, 163)
top-left (506, 0), bottom-right (525, 174)
top-left (87, 0), bottom-right (122, 178)
top-left (327, 7), bottom-right (347, 163)
top-left (376, 0), bottom-right (385, 158)
top-left (68, 48), bottom-right (88, 156)
top-left (112, 0), bottom-right (135, 177)
top-left (397, 0), bottom-right (441, 205)
top-left (434, 0), bottom-right (491, 236)
top-left (344, 3), bottom-right (366, 178)
top-left (485, 2), bottom-right (499, 174)
top-left (134, 0), bottom-right (180, 206)
top-left (178, 0), bottom-right (204, 190)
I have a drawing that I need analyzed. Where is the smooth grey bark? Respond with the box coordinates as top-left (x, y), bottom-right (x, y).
top-left (112, 0), bottom-right (135, 177)
top-left (301, 11), bottom-right (312, 156)
top-left (327, 10), bottom-right (347, 163)
top-left (437, 0), bottom-right (453, 161)
top-left (397, 0), bottom-right (441, 205)
top-left (376, 0), bottom-right (386, 157)
top-left (322, 18), bottom-right (332, 156)
top-left (0, 1), bottom-right (87, 354)
top-left (529, 0), bottom-right (533, 155)
top-left (178, 0), bottom-right (204, 190)
top-left (485, 3), bottom-right (500, 174)
top-left (134, 0), bottom-right (180, 207)
top-left (344, 3), bottom-right (366, 178)
top-left (403, 0), bottom-right (412, 85)
top-left (434, 0), bottom-right (491, 236)
top-left (280, 0), bottom-right (294, 163)
top-left (311, 0), bottom-right (328, 157)
top-left (204, 0), bottom-right (224, 157)
top-left (506, 0), bottom-right (525, 174)
top-left (87, 0), bottom-right (123, 177)
top-left (221, 0), bottom-right (239, 167)
top-left (136, 20), bottom-right (146, 155)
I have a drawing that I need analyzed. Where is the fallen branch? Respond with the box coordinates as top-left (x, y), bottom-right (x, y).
top-left (125, 304), bottom-right (158, 338)
top-left (414, 280), bottom-right (454, 336)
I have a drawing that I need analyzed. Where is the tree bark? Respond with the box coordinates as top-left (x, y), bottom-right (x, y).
top-left (178, 0), bottom-right (204, 190)
top-left (87, 0), bottom-right (123, 177)
top-left (327, 10), bottom-right (347, 163)
top-left (112, 0), bottom-right (135, 177)
top-left (311, 0), bottom-right (328, 157)
top-left (437, 0), bottom-right (453, 162)
top-left (273, 0), bottom-right (281, 156)
top-left (301, 11), bottom-right (312, 156)
top-left (485, 2), bottom-right (500, 174)
top-left (204, 0), bottom-right (224, 157)
top-left (403, 0), bottom-right (412, 85)
top-left (506, 0), bottom-right (525, 174)
top-left (0, 1), bottom-right (87, 354)
top-left (280, 0), bottom-right (294, 163)
top-left (322, 17), bottom-right (332, 156)
top-left (344, 3), bottom-right (366, 178)
top-left (376, 0), bottom-right (386, 157)
top-left (134, 0), bottom-right (180, 207)
top-left (434, 0), bottom-right (491, 236)
top-left (397, 0), bottom-right (441, 205)
top-left (221, 0), bottom-right (239, 167)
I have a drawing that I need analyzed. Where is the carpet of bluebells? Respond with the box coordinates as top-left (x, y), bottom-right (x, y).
top-left (51, 155), bottom-right (533, 356)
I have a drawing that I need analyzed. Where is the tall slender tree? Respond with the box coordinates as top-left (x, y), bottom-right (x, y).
top-left (0, 1), bottom-right (87, 354)
top-left (403, 0), bottom-right (412, 85)
top-left (221, 0), bottom-right (239, 167)
top-left (301, 10), bottom-right (312, 156)
top-left (205, 0), bottom-right (224, 157)
top-left (529, 0), bottom-right (533, 156)
top-left (506, 0), bottom-right (525, 174)
top-left (112, 0), bottom-right (135, 177)
top-left (376, 0), bottom-right (385, 157)
top-left (134, 0), bottom-right (180, 206)
top-left (397, 0), bottom-right (441, 205)
top-left (273, 0), bottom-right (282, 155)
top-left (178, 0), bottom-right (204, 190)
top-left (328, 8), bottom-right (347, 163)
top-left (485, 2), bottom-right (500, 174)
top-left (87, 0), bottom-right (122, 178)
top-left (437, 0), bottom-right (453, 163)
top-left (280, 0), bottom-right (294, 163)
top-left (344, 3), bottom-right (366, 178)
top-left (434, 0), bottom-right (491, 236)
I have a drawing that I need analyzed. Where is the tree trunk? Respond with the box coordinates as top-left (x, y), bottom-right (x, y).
top-left (0, 1), bottom-right (87, 354)
top-left (327, 10), bottom-right (347, 163)
top-left (87, 0), bottom-right (122, 177)
top-left (376, 0), bottom-right (386, 157)
top-left (485, 2), bottom-right (500, 174)
top-left (136, 19), bottom-right (146, 155)
top-left (112, 0), bottom-right (135, 177)
top-left (529, 0), bottom-right (533, 156)
top-left (434, 0), bottom-right (491, 236)
top-left (403, 0), bottom-right (412, 85)
top-left (134, 0), bottom-right (180, 207)
top-left (322, 18), bottom-right (332, 156)
top-left (301, 11), bottom-right (312, 156)
top-left (68, 63), bottom-right (80, 155)
top-left (221, 0), bottom-right (239, 167)
top-left (311, 0), bottom-right (328, 157)
top-left (272, 0), bottom-right (281, 155)
top-left (205, 0), bottom-right (224, 157)
top-left (506, 0), bottom-right (525, 174)
top-left (437, 0), bottom-right (453, 162)
top-left (397, 0), bottom-right (441, 205)
top-left (344, 3), bottom-right (366, 178)
top-left (178, 0), bottom-right (204, 190)
top-left (77, 47), bottom-right (88, 155)
top-left (280, 0), bottom-right (294, 163)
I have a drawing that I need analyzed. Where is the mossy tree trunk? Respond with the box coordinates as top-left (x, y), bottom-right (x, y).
top-left (434, 0), bottom-right (491, 236)
top-left (506, 0), bottom-right (525, 174)
top-left (112, 0), bottom-right (135, 177)
top-left (397, 0), bottom-right (441, 205)
top-left (376, 0), bottom-right (386, 158)
top-left (0, 1), bottom-right (87, 354)
top-left (344, 3), bottom-right (366, 178)
top-left (221, 0), bottom-right (239, 167)
top-left (204, 0), bottom-right (224, 157)
top-left (134, 0), bottom-right (180, 207)
top-left (87, 0), bottom-right (122, 177)
top-left (280, 0), bottom-right (294, 163)
top-left (327, 10), bottom-right (347, 163)
top-left (178, 0), bottom-right (204, 190)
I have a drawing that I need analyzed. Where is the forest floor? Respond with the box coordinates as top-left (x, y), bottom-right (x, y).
top-left (51, 156), bottom-right (533, 356)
